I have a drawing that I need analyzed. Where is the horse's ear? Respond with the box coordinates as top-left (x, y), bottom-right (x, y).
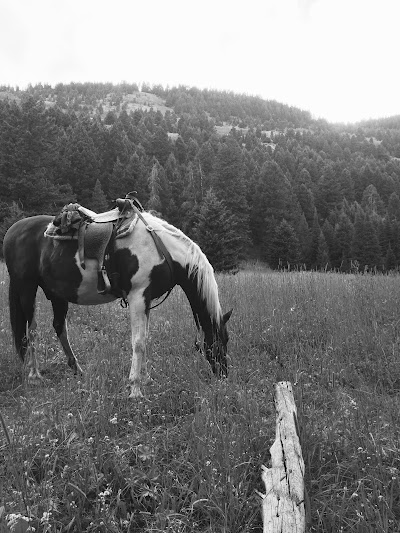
top-left (223, 309), bottom-right (233, 324)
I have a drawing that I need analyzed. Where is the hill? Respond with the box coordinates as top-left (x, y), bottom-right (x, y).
top-left (1, 82), bottom-right (400, 271)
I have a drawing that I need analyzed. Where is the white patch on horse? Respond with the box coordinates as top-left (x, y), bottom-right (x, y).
top-left (127, 290), bottom-right (149, 398)
top-left (26, 317), bottom-right (42, 381)
top-left (138, 213), bottom-right (223, 324)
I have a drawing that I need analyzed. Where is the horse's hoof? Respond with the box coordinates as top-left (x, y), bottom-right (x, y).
top-left (28, 369), bottom-right (43, 383)
top-left (69, 359), bottom-right (84, 375)
top-left (129, 390), bottom-right (143, 399)
top-left (128, 384), bottom-right (143, 399)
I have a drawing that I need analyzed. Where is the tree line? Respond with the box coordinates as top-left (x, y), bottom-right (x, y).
top-left (1, 83), bottom-right (400, 272)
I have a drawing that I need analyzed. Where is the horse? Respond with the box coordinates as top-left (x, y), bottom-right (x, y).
top-left (2, 204), bottom-right (232, 397)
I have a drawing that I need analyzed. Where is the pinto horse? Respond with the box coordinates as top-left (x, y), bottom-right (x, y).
top-left (3, 208), bottom-right (232, 397)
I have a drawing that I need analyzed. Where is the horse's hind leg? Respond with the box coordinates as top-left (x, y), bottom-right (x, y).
top-left (9, 280), bottom-right (41, 380)
top-left (51, 296), bottom-right (83, 375)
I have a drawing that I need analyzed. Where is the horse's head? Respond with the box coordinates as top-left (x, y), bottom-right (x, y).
top-left (202, 309), bottom-right (232, 378)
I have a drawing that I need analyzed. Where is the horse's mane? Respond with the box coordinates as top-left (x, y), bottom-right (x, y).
top-left (142, 212), bottom-right (223, 324)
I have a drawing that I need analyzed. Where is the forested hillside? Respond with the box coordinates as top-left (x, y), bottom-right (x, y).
top-left (1, 82), bottom-right (400, 271)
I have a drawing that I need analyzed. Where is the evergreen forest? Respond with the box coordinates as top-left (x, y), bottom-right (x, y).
top-left (1, 82), bottom-right (400, 272)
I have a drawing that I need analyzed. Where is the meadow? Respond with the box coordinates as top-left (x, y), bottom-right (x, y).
top-left (1, 263), bottom-right (400, 532)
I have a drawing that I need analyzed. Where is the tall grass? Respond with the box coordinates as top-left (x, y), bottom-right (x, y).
top-left (1, 268), bottom-right (400, 531)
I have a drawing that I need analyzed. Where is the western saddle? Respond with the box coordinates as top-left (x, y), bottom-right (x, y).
top-left (46, 193), bottom-right (144, 299)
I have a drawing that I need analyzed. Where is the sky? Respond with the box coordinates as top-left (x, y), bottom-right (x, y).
top-left (1, 0), bottom-right (399, 124)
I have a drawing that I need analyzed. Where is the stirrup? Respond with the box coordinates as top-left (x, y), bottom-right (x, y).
top-left (97, 268), bottom-right (112, 295)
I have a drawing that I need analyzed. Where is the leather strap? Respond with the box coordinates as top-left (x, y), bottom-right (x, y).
top-left (132, 207), bottom-right (175, 309)
top-left (78, 222), bottom-right (87, 268)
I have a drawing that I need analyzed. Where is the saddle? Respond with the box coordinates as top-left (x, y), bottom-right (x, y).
top-left (45, 193), bottom-right (143, 298)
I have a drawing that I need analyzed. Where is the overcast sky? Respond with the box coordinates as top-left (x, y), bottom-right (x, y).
top-left (1, 0), bottom-right (399, 124)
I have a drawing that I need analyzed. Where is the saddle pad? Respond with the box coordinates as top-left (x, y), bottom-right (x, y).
top-left (116, 214), bottom-right (139, 238)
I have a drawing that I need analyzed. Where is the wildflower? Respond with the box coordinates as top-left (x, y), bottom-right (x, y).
top-left (110, 416), bottom-right (118, 425)
top-left (7, 514), bottom-right (35, 532)
top-left (67, 413), bottom-right (73, 419)
top-left (41, 511), bottom-right (51, 523)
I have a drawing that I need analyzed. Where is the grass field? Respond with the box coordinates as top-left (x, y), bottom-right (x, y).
top-left (1, 266), bottom-right (400, 532)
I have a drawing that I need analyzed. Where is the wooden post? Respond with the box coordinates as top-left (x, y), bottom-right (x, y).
top-left (260, 381), bottom-right (306, 532)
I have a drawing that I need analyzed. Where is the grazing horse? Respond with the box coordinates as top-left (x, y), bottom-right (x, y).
top-left (3, 206), bottom-right (232, 397)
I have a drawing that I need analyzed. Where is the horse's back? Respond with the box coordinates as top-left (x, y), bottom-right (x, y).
top-left (3, 215), bottom-right (53, 280)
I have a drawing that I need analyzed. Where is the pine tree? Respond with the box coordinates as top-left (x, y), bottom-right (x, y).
top-left (322, 219), bottom-right (337, 265)
top-left (108, 157), bottom-right (126, 200)
top-left (198, 140), bottom-right (215, 176)
top-left (297, 168), bottom-right (313, 189)
top-left (180, 162), bottom-right (203, 236)
top-left (58, 118), bottom-right (101, 204)
top-left (147, 161), bottom-right (162, 213)
top-left (317, 163), bottom-right (342, 220)
top-left (388, 192), bottom-right (400, 220)
top-left (251, 159), bottom-right (295, 254)
top-left (295, 212), bottom-right (312, 266)
top-left (351, 208), bottom-right (366, 267)
top-left (297, 184), bottom-right (316, 226)
top-left (164, 153), bottom-right (185, 226)
top-left (269, 220), bottom-right (300, 269)
top-left (351, 209), bottom-right (382, 270)
top-left (126, 152), bottom-right (149, 202)
top-left (363, 216), bottom-right (382, 269)
top-left (316, 232), bottom-right (330, 270)
top-left (335, 211), bottom-right (354, 271)
top-left (309, 210), bottom-right (322, 268)
top-left (104, 110), bottom-right (117, 125)
top-left (90, 179), bottom-right (108, 212)
top-left (361, 184), bottom-right (385, 216)
top-left (338, 168), bottom-right (354, 201)
top-left (174, 135), bottom-right (188, 165)
top-left (385, 243), bottom-right (397, 270)
top-left (151, 126), bottom-right (171, 166)
top-left (213, 137), bottom-right (249, 255)
top-left (194, 189), bottom-right (240, 271)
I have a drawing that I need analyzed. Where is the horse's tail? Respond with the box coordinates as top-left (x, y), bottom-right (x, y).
top-left (8, 280), bottom-right (28, 360)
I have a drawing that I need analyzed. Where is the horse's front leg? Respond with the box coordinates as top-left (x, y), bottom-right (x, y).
top-left (51, 297), bottom-right (83, 375)
top-left (128, 292), bottom-right (149, 398)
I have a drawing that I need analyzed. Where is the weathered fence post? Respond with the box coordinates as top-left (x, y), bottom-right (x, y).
top-left (260, 381), bottom-right (305, 532)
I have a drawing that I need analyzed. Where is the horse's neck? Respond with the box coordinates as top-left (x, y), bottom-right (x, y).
top-left (177, 267), bottom-right (220, 341)
top-left (148, 217), bottom-right (222, 335)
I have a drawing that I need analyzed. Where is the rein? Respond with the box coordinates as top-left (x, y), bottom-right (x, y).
top-left (132, 206), bottom-right (175, 310)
